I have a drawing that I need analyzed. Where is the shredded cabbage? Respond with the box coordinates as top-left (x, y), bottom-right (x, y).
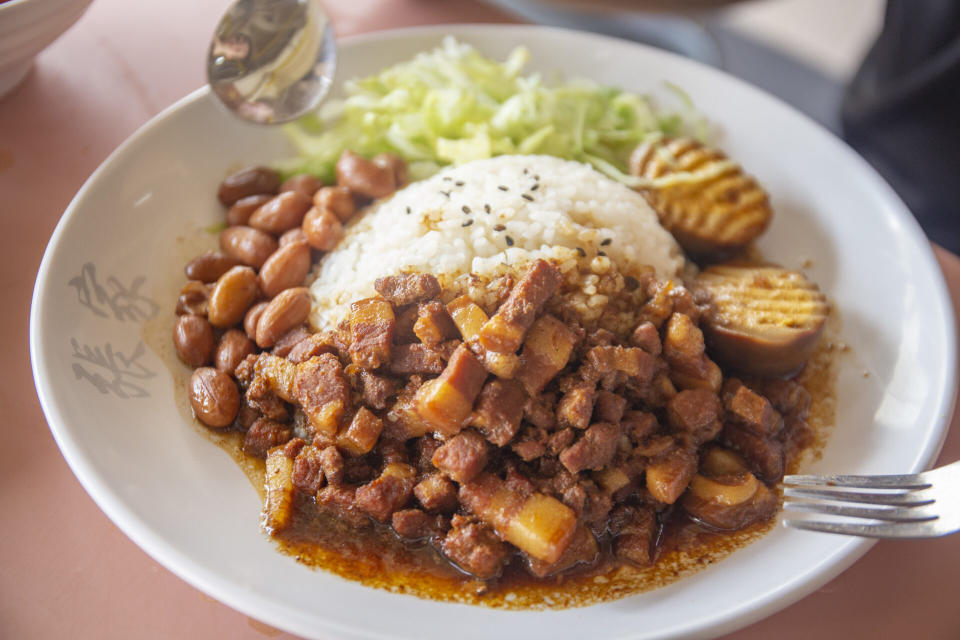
top-left (279, 37), bottom-right (706, 185)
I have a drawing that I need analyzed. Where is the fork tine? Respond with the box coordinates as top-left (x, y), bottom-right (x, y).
top-left (783, 487), bottom-right (934, 507)
top-left (783, 501), bottom-right (938, 522)
top-left (783, 473), bottom-right (931, 490)
top-left (782, 519), bottom-right (944, 539)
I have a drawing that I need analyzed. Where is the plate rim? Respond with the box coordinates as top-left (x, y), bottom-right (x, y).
top-left (29, 22), bottom-right (958, 640)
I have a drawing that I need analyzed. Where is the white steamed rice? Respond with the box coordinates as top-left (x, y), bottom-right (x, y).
top-left (309, 155), bottom-right (685, 327)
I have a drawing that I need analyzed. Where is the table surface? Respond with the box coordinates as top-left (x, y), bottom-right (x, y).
top-left (2, 0), bottom-right (959, 638)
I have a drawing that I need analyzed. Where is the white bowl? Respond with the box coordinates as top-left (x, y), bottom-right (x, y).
top-left (0, 0), bottom-right (93, 97)
top-left (30, 25), bottom-right (957, 640)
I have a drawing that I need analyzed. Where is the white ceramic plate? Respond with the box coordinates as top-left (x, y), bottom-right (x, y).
top-left (31, 25), bottom-right (957, 640)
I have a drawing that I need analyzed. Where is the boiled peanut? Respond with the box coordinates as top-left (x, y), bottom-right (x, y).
top-left (255, 287), bottom-right (311, 348)
top-left (227, 194), bottom-right (273, 226)
top-left (248, 191), bottom-right (312, 235)
top-left (184, 251), bottom-right (240, 283)
top-left (279, 227), bottom-right (308, 247)
top-left (190, 367), bottom-right (240, 427)
top-left (174, 314), bottom-right (214, 367)
top-left (208, 266), bottom-right (259, 328)
top-left (373, 153), bottom-right (408, 189)
top-left (279, 174), bottom-right (322, 198)
top-left (244, 301), bottom-right (269, 340)
top-left (335, 150), bottom-right (395, 199)
top-left (313, 185), bottom-right (356, 222)
top-left (175, 280), bottom-right (210, 316)
top-left (214, 328), bottom-right (257, 375)
top-left (258, 240), bottom-right (311, 298)
top-left (219, 225), bottom-right (278, 268)
top-left (302, 206), bottom-right (343, 251)
top-left (217, 166), bottom-right (280, 206)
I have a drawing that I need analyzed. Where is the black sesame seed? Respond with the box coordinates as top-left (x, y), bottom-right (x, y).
top-left (624, 275), bottom-right (640, 290)
top-left (530, 184), bottom-right (539, 191)
top-left (455, 180), bottom-right (465, 187)
top-left (600, 238), bottom-right (612, 246)
top-left (598, 251), bottom-right (607, 257)
top-left (462, 205), bottom-right (471, 214)
top-left (498, 185), bottom-right (508, 191)
top-left (405, 206), bottom-right (411, 215)
top-left (440, 190), bottom-right (450, 198)
top-left (462, 219), bottom-right (474, 227)
top-left (523, 168), bottom-right (529, 175)
top-left (521, 194), bottom-right (534, 202)
top-left (576, 247), bottom-right (586, 257)
top-left (505, 235), bottom-right (514, 246)
top-left (484, 204), bottom-right (491, 214)
top-left (494, 224), bottom-right (506, 231)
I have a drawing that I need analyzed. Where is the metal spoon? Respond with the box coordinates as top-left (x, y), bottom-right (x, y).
top-left (207, 0), bottom-right (336, 125)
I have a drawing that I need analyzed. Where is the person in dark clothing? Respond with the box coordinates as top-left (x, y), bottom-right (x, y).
top-left (842, 0), bottom-right (960, 253)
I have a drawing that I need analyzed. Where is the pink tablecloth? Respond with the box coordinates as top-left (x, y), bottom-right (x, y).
top-left (2, 0), bottom-right (958, 637)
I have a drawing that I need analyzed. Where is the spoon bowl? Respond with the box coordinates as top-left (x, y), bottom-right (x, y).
top-left (207, 0), bottom-right (335, 124)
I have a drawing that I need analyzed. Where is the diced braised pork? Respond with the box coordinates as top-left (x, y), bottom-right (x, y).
top-left (391, 508), bottom-right (448, 540)
top-left (511, 427), bottom-right (548, 462)
top-left (746, 377), bottom-right (811, 418)
top-left (337, 407), bottom-right (383, 456)
top-left (630, 321), bottom-right (662, 355)
top-left (385, 376), bottom-right (430, 441)
top-left (360, 370), bottom-right (398, 410)
top-left (318, 445), bottom-right (344, 486)
top-left (556, 382), bottom-right (597, 430)
top-left (287, 331), bottom-right (342, 364)
top-left (470, 379), bottom-right (526, 446)
top-left (645, 446), bottom-right (697, 504)
top-left (374, 273), bottom-right (441, 306)
top-left (623, 411), bottom-right (659, 444)
top-left (446, 295), bottom-right (489, 341)
top-left (663, 312), bottom-right (722, 391)
top-left (388, 342), bottom-right (447, 376)
top-left (316, 485), bottom-right (369, 528)
top-left (613, 506), bottom-right (657, 565)
top-left (294, 353), bottom-right (350, 436)
top-left (547, 428), bottom-right (576, 456)
top-left (355, 462), bottom-right (417, 522)
top-left (526, 526), bottom-right (599, 578)
top-left (414, 345), bottom-right (487, 437)
top-left (459, 473), bottom-right (576, 564)
top-left (414, 301), bottom-right (458, 346)
top-left (348, 296), bottom-right (395, 368)
top-left (523, 394), bottom-right (556, 430)
top-left (516, 314), bottom-right (578, 394)
top-left (245, 375), bottom-right (290, 422)
top-left (431, 430), bottom-right (489, 483)
top-left (476, 259), bottom-right (563, 354)
top-left (593, 390), bottom-right (627, 423)
top-left (441, 515), bottom-right (511, 579)
top-left (263, 448), bottom-right (295, 532)
top-left (722, 424), bottom-right (784, 482)
top-left (243, 418), bottom-right (293, 459)
top-left (667, 389), bottom-right (722, 447)
top-left (414, 473), bottom-right (459, 513)
top-left (559, 422), bottom-right (621, 474)
top-left (725, 383), bottom-right (783, 435)
top-left (292, 444), bottom-right (325, 493)
top-left (584, 346), bottom-right (655, 384)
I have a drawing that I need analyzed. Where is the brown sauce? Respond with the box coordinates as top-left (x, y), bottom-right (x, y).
top-left (267, 335), bottom-right (835, 610)
top-left (145, 228), bottom-right (840, 610)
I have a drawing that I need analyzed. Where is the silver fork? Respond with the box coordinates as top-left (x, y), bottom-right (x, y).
top-left (782, 460), bottom-right (960, 538)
